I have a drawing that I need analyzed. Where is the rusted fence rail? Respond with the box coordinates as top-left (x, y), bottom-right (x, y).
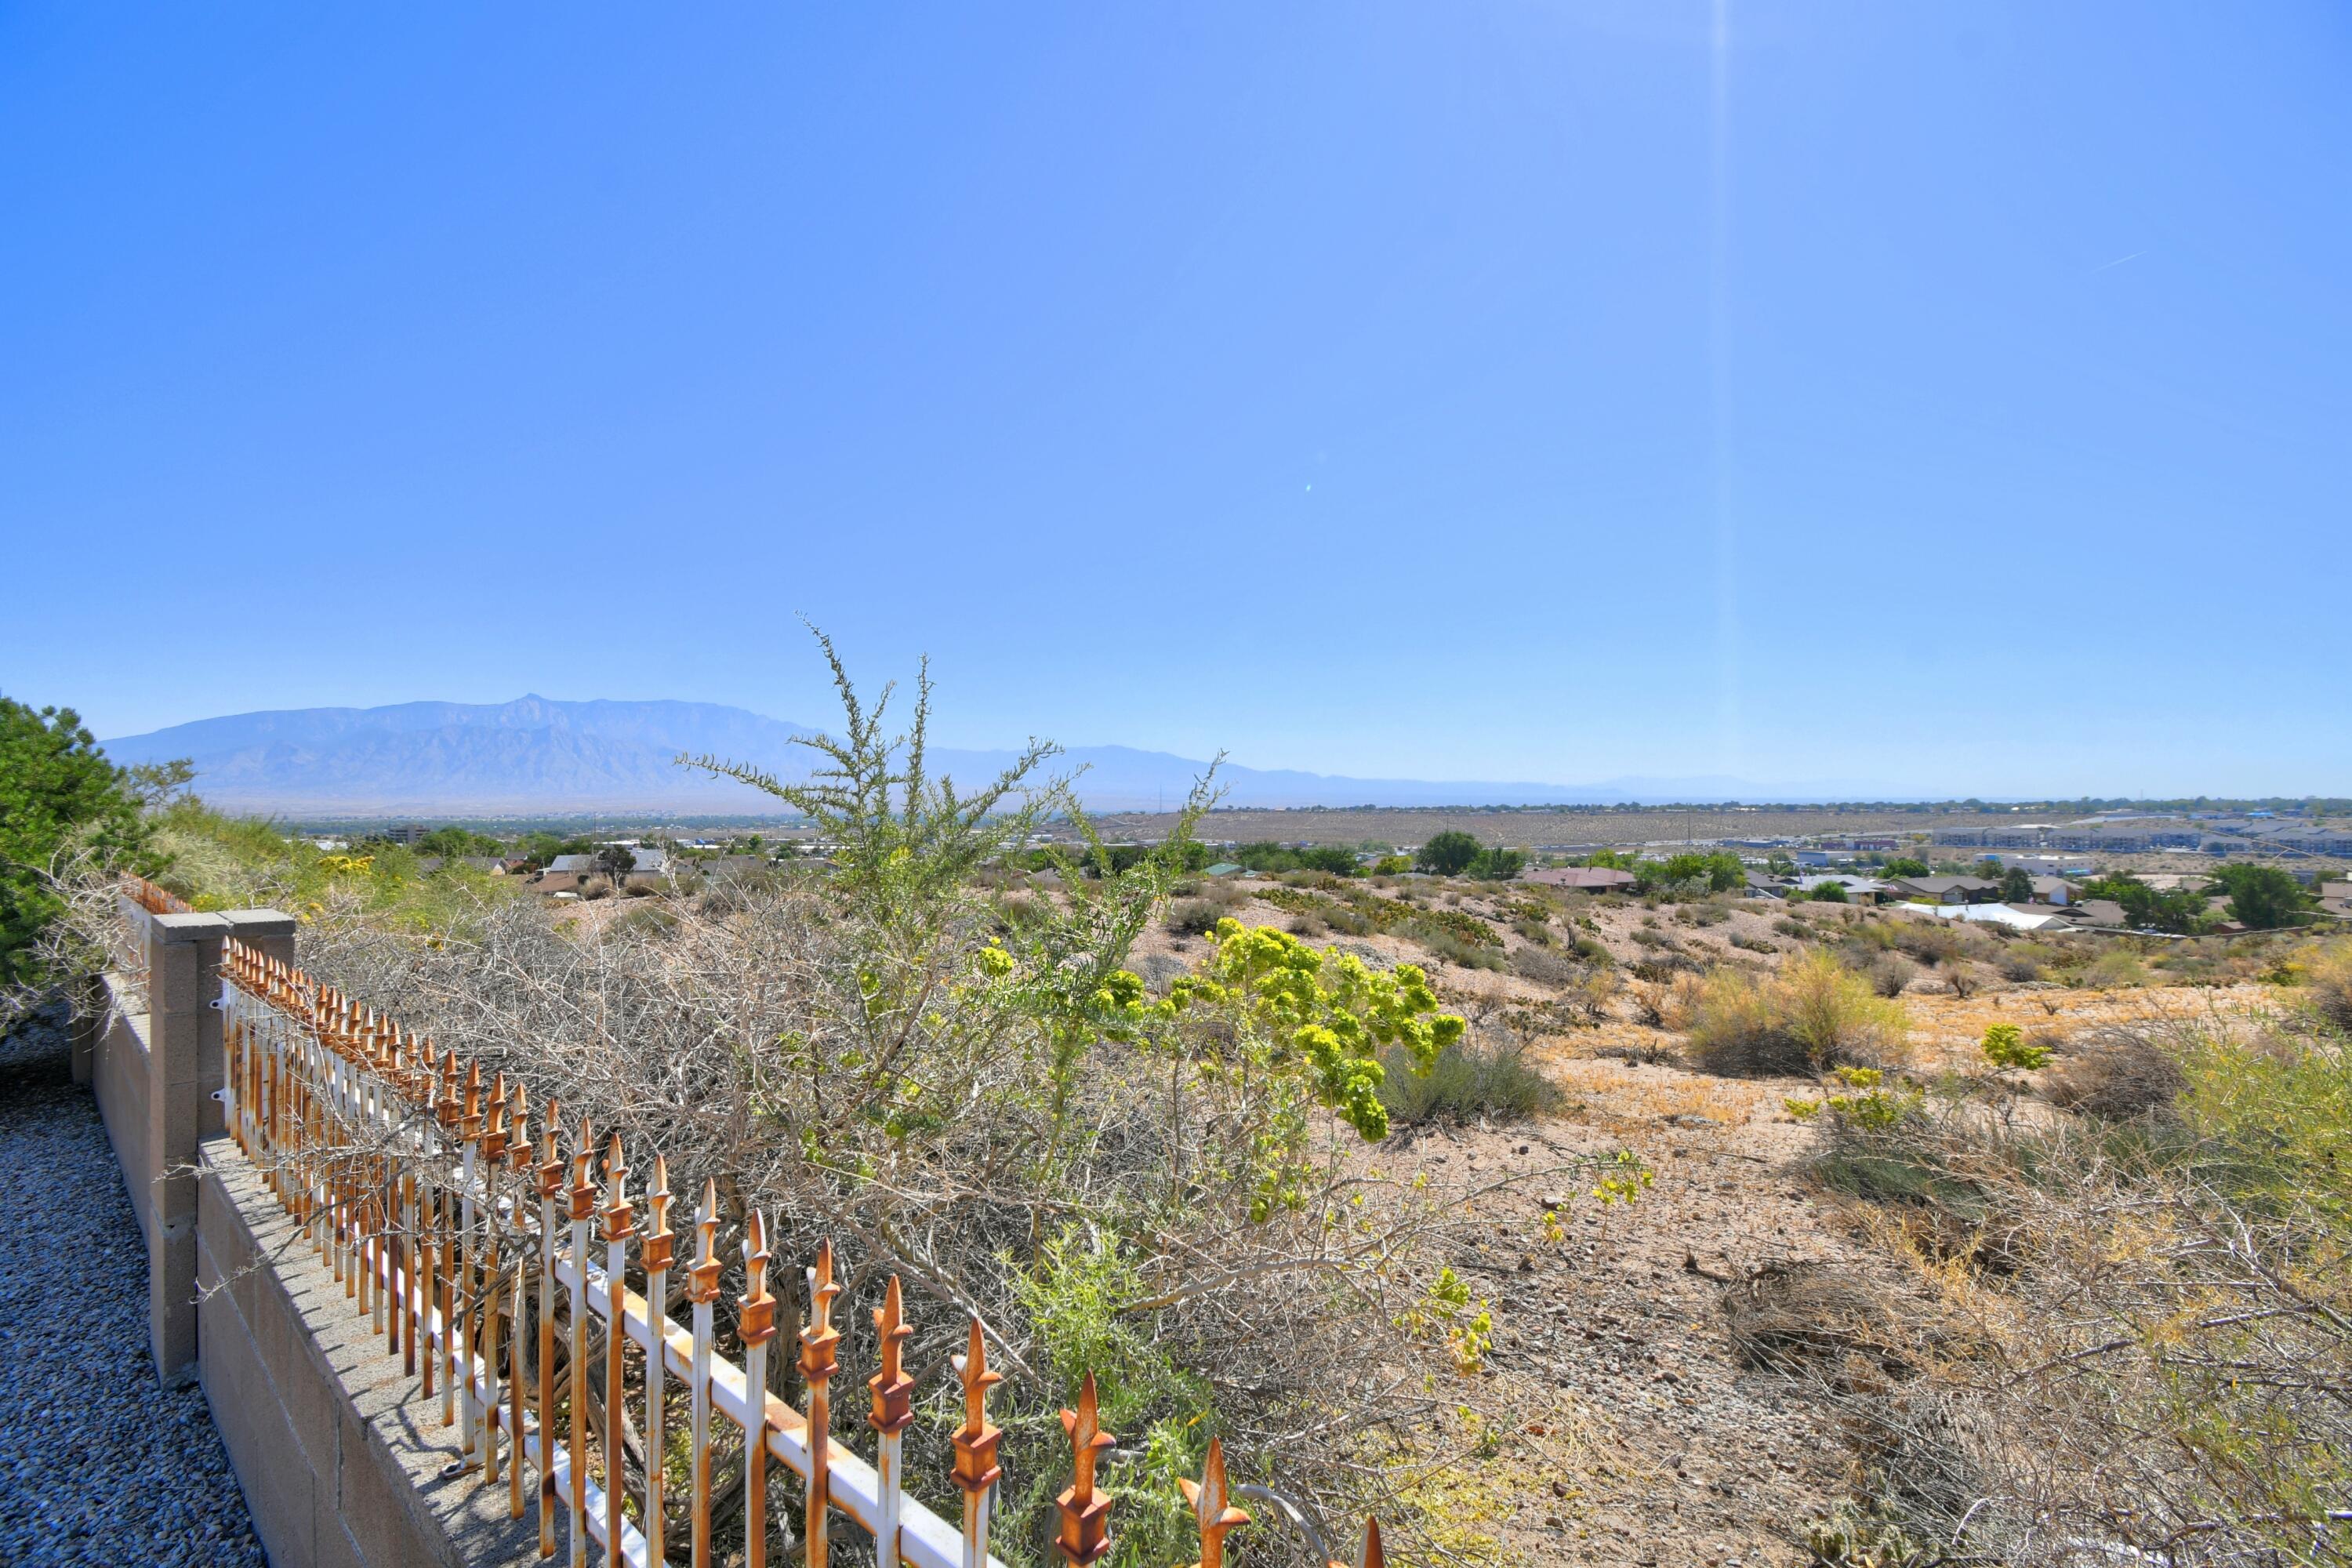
top-left (213, 929), bottom-right (1387, 1568)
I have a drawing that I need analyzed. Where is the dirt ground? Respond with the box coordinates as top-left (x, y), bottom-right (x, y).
top-left (1123, 875), bottom-right (2280, 1565)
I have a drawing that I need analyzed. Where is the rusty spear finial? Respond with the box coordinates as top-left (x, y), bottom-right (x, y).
top-left (686, 1180), bottom-right (722, 1305)
top-left (601, 1133), bottom-right (633, 1243)
top-left (800, 1240), bottom-right (840, 1384)
top-left (641, 1154), bottom-right (675, 1274)
top-left (951, 1318), bottom-right (1004, 1500)
top-left (739, 1214), bottom-right (775, 1341)
top-left (568, 1119), bottom-right (598, 1224)
top-left (1054, 1372), bottom-right (1117, 1565)
top-left (868, 1276), bottom-right (916, 1437)
top-left (1178, 1438), bottom-right (1250, 1568)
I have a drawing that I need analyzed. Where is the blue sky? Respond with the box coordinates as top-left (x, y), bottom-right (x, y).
top-left (2, 3), bottom-right (2346, 797)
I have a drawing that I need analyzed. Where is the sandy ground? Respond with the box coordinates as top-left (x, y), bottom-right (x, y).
top-left (1124, 877), bottom-right (2283, 1564)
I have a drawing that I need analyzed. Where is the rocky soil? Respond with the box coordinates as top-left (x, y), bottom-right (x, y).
top-left (0, 1003), bottom-right (265, 1567)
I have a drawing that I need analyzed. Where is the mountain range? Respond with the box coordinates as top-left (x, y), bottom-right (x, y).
top-left (99, 696), bottom-right (1845, 815)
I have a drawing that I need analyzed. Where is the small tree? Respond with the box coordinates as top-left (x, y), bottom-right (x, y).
top-left (2001, 866), bottom-right (2035, 903)
top-left (593, 844), bottom-right (637, 886)
top-left (2212, 864), bottom-right (2310, 931)
top-left (1466, 846), bottom-right (1526, 881)
top-left (0, 699), bottom-right (158, 995)
top-left (1416, 830), bottom-right (1481, 877)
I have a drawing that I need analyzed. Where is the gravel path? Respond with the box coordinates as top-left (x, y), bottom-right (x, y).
top-left (0, 1004), bottom-right (265, 1566)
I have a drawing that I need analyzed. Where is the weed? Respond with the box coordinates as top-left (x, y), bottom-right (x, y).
top-left (1378, 1035), bottom-right (1563, 1126)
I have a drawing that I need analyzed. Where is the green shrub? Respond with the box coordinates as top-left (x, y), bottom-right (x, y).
top-left (1166, 899), bottom-right (1224, 938)
top-left (1417, 932), bottom-right (1504, 971)
top-left (1979, 1022), bottom-right (2050, 1071)
top-left (1377, 1037), bottom-right (1563, 1125)
top-left (1405, 906), bottom-right (1501, 949)
top-left (2081, 949), bottom-right (2150, 989)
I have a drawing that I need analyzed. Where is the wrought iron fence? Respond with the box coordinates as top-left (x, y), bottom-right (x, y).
top-left (215, 934), bottom-right (1388, 1568)
top-left (124, 873), bottom-right (192, 915)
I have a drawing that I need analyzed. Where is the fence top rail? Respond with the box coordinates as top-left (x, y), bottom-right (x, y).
top-left (209, 927), bottom-right (1391, 1568)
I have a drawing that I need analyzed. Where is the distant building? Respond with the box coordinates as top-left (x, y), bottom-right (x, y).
top-left (1524, 867), bottom-right (1638, 893)
top-left (1793, 874), bottom-right (1887, 904)
top-left (1906, 902), bottom-right (2071, 932)
top-left (1885, 875), bottom-right (2000, 905)
top-left (2026, 876), bottom-right (2080, 906)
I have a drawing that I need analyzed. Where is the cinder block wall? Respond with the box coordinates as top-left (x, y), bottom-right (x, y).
top-left (196, 1145), bottom-right (540, 1568)
top-left (82, 904), bottom-right (535, 1567)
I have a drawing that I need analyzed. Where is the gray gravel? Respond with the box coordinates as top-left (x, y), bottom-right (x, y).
top-left (0, 1004), bottom-right (265, 1566)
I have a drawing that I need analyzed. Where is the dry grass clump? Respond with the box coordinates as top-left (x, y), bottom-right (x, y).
top-left (1722, 1261), bottom-right (1914, 1384)
top-left (1685, 951), bottom-right (1911, 1077)
top-left (2045, 1026), bottom-right (2185, 1120)
top-left (1164, 897), bottom-right (1225, 937)
top-left (2306, 936), bottom-right (2352, 1032)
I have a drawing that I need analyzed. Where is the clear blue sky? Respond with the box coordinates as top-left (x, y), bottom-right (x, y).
top-left (3, 3), bottom-right (2346, 797)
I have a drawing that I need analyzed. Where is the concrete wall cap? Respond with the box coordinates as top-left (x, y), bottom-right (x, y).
top-left (150, 912), bottom-right (234, 939)
top-left (220, 909), bottom-right (299, 937)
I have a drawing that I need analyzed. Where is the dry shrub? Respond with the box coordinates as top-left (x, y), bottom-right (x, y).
top-left (2046, 1027), bottom-right (2183, 1120)
top-left (1998, 946), bottom-right (2046, 982)
top-left (1781, 1016), bottom-right (2352, 1563)
top-left (1165, 898), bottom-right (1224, 937)
top-left (1686, 952), bottom-right (1911, 1077)
top-left (1721, 1261), bottom-right (1911, 1383)
top-left (1864, 953), bottom-right (1915, 999)
top-left (2306, 936), bottom-right (2352, 1032)
top-left (1508, 942), bottom-right (1581, 986)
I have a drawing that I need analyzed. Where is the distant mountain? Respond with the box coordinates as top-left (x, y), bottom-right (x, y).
top-left (100, 696), bottom-right (1834, 815)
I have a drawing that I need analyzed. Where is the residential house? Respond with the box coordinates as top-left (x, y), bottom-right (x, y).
top-left (1792, 874), bottom-right (1887, 905)
top-left (536, 848), bottom-right (673, 894)
top-left (1885, 875), bottom-right (2000, 905)
top-left (2057, 898), bottom-right (2129, 930)
top-left (2026, 877), bottom-right (2080, 906)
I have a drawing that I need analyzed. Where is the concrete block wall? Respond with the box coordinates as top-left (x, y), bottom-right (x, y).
top-left (83, 901), bottom-right (536, 1566)
top-left (198, 1142), bottom-right (542, 1567)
